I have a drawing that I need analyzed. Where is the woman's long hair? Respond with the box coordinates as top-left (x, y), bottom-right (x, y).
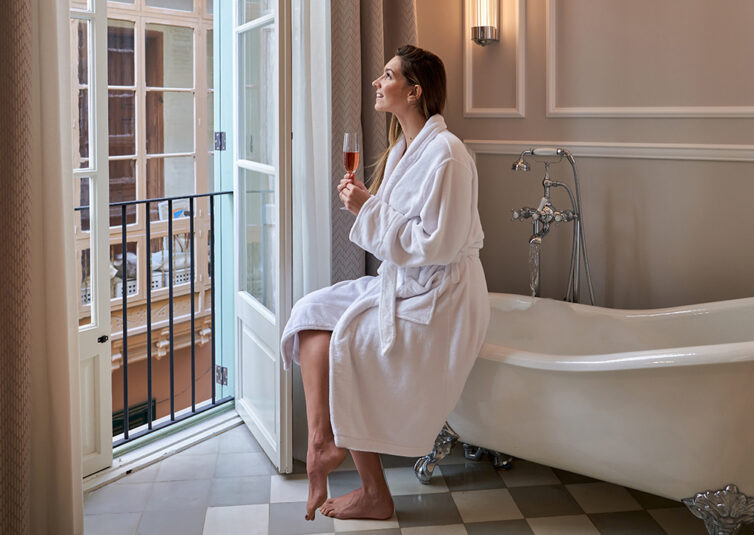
top-left (368, 45), bottom-right (447, 195)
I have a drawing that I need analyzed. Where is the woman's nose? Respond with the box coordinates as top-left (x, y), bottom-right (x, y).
top-left (372, 78), bottom-right (379, 88)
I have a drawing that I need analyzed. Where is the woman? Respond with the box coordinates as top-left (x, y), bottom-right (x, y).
top-left (281, 45), bottom-right (490, 521)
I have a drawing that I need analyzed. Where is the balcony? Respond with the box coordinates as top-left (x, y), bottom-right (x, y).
top-left (76, 191), bottom-right (233, 446)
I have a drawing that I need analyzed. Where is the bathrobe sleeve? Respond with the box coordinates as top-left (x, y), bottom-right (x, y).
top-left (349, 158), bottom-right (472, 267)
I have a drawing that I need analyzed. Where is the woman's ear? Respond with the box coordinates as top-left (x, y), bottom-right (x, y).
top-left (407, 84), bottom-right (423, 104)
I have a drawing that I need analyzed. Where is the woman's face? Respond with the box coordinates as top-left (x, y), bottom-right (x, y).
top-left (372, 56), bottom-right (413, 114)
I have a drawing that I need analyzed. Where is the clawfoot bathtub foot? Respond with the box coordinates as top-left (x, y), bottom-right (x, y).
top-left (462, 443), bottom-right (513, 470)
top-left (682, 484), bottom-right (754, 535)
top-left (414, 422), bottom-right (459, 484)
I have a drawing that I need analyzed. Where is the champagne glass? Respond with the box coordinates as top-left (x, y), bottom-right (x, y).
top-left (340, 132), bottom-right (360, 210)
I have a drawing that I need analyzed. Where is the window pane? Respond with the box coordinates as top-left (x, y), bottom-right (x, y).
top-left (146, 0), bottom-right (193, 11)
top-left (110, 0), bottom-right (135, 4)
top-left (149, 232), bottom-right (193, 291)
top-left (241, 168), bottom-right (276, 312)
top-left (72, 20), bottom-right (90, 168)
top-left (239, 0), bottom-right (272, 24)
top-left (207, 0), bottom-right (213, 15)
top-left (76, 176), bottom-right (91, 233)
top-left (147, 156), bottom-right (195, 220)
top-left (110, 242), bottom-right (138, 299)
top-left (108, 20), bottom-right (135, 86)
top-left (208, 153), bottom-right (214, 192)
top-left (108, 90), bottom-right (136, 156)
top-left (207, 29), bottom-right (213, 89)
top-left (78, 247), bottom-right (92, 325)
top-left (110, 159), bottom-right (137, 227)
top-left (76, 177), bottom-right (92, 327)
top-left (70, 0), bottom-right (90, 10)
top-left (239, 21), bottom-right (275, 165)
top-left (146, 91), bottom-right (194, 154)
top-left (145, 24), bottom-right (194, 88)
top-left (207, 92), bottom-right (214, 151)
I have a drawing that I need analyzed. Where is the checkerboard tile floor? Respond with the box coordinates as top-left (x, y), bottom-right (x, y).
top-left (84, 424), bottom-right (753, 535)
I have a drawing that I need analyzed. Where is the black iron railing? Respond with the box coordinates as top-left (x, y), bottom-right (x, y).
top-left (76, 191), bottom-right (233, 446)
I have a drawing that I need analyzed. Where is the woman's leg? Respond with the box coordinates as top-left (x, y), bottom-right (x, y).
top-left (319, 450), bottom-right (394, 520)
top-left (299, 329), bottom-right (346, 520)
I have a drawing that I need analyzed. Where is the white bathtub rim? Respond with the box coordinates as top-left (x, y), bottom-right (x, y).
top-left (488, 292), bottom-right (754, 320)
top-left (479, 340), bottom-right (754, 372)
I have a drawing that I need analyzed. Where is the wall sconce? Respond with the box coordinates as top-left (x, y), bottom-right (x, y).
top-left (471, 0), bottom-right (499, 46)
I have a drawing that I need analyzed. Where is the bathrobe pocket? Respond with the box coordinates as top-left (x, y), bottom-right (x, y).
top-left (394, 271), bottom-right (445, 325)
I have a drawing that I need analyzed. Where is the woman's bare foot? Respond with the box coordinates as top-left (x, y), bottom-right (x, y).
top-left (319, 487), bottom-right (394, 520)
top-left (305, 436), bottom-right (346, 520)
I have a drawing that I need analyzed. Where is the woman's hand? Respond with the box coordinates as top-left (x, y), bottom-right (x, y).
top-left (338, 173), bottom-right (370, 215)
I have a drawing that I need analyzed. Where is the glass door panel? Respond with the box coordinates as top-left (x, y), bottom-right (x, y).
top-left (241, 168), bottom-right (276, 312)
top-left (239, 21), bottom-right (276, 165)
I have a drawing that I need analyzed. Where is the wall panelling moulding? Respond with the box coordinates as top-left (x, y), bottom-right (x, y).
top-left (464, 0), bottom-right (526, 118)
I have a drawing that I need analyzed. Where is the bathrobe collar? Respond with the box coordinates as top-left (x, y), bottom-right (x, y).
top-left (380, 114), bottom-right (448, 200)
top-left (376, 114), bottom-right (448, 355)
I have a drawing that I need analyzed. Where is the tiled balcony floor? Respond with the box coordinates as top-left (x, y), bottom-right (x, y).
top-left (84, 424), bottom-right (749, 535)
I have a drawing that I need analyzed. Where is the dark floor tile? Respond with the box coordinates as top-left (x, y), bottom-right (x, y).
top-left (380, 453), bottom-right (418, 469)
top-left (214, 451), bottom-right (276, 478)
top-left (328, 470), bottom-right (362, 498)
top-left (268, 501), bottom-right (334, 535)
top-left (137, 508), bottom-right (206, 535)
top-left (552, 467), bottom-right (600, 484)
top-left (336, 530), bottom-right (402, 535)
top-left (626, 487), bottom-right (682, 509)
top-left (465, 519), bottom-right (535, 534)
top-left (208, 475), bottom-right (271, 506)
top-left (292, 459), bottom-right (307, 474)
top-left (439, 462), bottom-right (506, 492)
top-left (393, 493), bottom-right (463, 527)
top-left (145, 480), bottom-right (211, 512)
top-left (589, 510), bottom-right (666, 535)
top-left (508, 484), bottom-right (584, 518)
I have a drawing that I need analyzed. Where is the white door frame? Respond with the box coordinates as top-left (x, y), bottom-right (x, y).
top-left (72, 0), bottom-right (114, 477)
top-left (232, 0), bottom-right (293, 473)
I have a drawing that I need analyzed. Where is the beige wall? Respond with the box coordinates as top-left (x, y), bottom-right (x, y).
top-left (415, 0), bottom-right (754, 308)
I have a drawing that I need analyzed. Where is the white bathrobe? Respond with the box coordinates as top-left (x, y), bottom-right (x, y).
top-left (281, 114), bottom-right (489, 457)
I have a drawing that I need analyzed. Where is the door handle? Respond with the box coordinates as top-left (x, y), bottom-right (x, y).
top-left (97, 335), bottom-right (109, 343)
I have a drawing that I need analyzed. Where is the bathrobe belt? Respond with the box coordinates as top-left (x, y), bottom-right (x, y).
top-left (378, 249), bottom-right (480, 355)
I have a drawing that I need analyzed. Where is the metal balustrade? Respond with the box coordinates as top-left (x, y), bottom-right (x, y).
top-left (76, 191), bottom-right (233, 446)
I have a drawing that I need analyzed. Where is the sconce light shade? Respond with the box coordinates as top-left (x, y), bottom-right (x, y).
top-left (471, 0), bottom-right (499, 46)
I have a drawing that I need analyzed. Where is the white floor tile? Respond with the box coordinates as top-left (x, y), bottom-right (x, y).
top-left (527, 514), bottom-right (600, 535)
top-left (385, 467), bottom-right (448, 496)
top-left (649, 507), bottom-right (709, 535)
top-left (451, 489), bottom-right (523, 523)
top-left (566, 482), bottom-right (641, 514)
top-left (203, 504), bottom-right (269, 535)
top-left (270, 474), bottom-right (309, 503)
top-left (333, 512), bottom-right (399, 531)
top-left (401, 524), bottom-right (468, 535)
top-left (499, 460), bottom-right (560, 488)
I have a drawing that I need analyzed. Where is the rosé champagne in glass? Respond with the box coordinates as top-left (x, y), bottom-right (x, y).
top-left (343, 132), bottom-right (360, 178)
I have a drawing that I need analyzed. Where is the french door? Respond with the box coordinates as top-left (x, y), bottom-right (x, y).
top-left (231, 0), bottom-right (293, 473)
top-left (71, 0), bottom-right (113, 477)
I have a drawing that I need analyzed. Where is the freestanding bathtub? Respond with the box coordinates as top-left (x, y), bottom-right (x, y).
top-left (444, 293), bottom-right (754, 532)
